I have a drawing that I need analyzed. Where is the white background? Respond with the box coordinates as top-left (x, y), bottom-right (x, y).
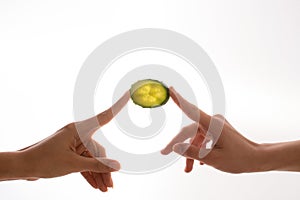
top-left (0, 0), bottom-right (300, 199)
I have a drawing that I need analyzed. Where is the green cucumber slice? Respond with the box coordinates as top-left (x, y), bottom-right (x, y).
top-left (130, 79), bottom-right (169, 108)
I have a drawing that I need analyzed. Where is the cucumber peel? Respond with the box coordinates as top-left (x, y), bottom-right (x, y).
top-left (130, 79), bottom-right (169, 108)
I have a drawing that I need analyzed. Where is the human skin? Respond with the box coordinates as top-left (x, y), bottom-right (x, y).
top-left (0, 90), bottom-right (130, 192)
top-left (161, 87), bottom-right (300, 173)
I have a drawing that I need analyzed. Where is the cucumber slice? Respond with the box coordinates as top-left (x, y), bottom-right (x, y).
top-left (130, 79), bottom-right (169, 108)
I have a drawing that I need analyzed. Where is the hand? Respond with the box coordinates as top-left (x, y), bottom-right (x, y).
top-left (7, 91), bottom-right (130, 191)
top-left (161, 87), bottom-right (261, 174)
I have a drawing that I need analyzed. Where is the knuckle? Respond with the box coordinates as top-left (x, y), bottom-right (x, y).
top-left (65, 122), bottom-right (75, 130)
top-left (213, 114), bottom-right (225, 120)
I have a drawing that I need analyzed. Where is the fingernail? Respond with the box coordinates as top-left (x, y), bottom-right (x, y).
top-left (173, 143), bottom-right (190, 155)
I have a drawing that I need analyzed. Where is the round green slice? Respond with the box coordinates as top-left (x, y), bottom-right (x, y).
top-left (130, 79), bottom-right (169, 108)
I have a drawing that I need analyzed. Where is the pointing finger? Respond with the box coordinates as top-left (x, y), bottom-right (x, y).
top-left (169, 87), bottom-right (211, 129)
top-left (96, 90), bottom-right (130, 126)
top-left (75, 90), bottom-right (130, 139)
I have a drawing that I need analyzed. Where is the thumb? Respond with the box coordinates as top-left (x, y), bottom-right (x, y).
top-left (74, 156), bottom-right (121, 173)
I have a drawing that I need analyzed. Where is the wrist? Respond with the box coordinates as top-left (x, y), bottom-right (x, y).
top-left (244, 143), bottom-right (269, 173)
top-left (0, 151), bottom-right (29, 180)
top-left (255, 144), bottom-right (279, 172)
top-left (255, 142), bottom-right (300, 172)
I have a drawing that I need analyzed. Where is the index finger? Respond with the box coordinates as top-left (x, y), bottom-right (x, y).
top-left (169, 87), bottom-right (211, 129)
top-left (75, 90), bottom-right (130, 139)
top-left (96, 90), bottom-right (130, 126)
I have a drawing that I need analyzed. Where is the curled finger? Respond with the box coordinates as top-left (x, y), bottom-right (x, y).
top-left (161, 123), bottom-right (199, 155)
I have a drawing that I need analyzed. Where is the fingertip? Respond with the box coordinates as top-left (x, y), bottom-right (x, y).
top-left (173, 143), bottom-right (190, 155)
top-left (169, 87), bottom-right (176, 97)
top-left (184, 167), bottom-right (193, 173)
top-left (26, 178), bottom-right (39, 181)
top-left (97, 158), bottom-right (121, 172)
top-left (99, 187), bottom-right (108, 192)
top-left (124, 90), bottom-right (131, 98)
top-left (185, 158), bottom-right (194, 173)
top-left (101, 173), bottom-right (113, 188)
top-left (160, 148), bottom-right (171, 155)
top-left (168, 87), bottom-right (182, 107)
top-left (110, 177), bottom-right (114, 188)
top-left (108, 161), bottom-right (121, 172)
top-left (160, 150), bottom-right (167, 155)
